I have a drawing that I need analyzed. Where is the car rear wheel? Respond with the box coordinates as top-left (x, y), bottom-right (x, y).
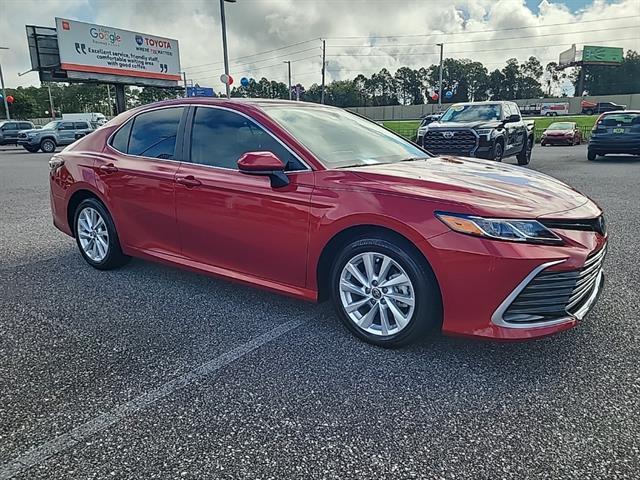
top-left (330, 235), bottom-right (441, 347)
top-left (40, 138), bottom-right (56, 153)
top-left (23, 145), bottom-right (39, 153)
top-left (74, 198), bottom-right (130, 270)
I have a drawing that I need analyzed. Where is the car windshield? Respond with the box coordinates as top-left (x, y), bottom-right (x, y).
top-left (41, 121), bottom-right (60, 130)
top-left (262, 105), bottom-right (428, 169)
top-left (548, 123), bottom-right (574, 130)
top-left (440, 104), bottom-right (502, 122)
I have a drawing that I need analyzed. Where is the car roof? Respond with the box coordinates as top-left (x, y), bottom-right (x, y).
top-left (601, 110), bottom-right (639, 114)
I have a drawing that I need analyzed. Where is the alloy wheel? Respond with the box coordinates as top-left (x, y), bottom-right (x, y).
top-left (339, 252), bottom-right (415, 337)
top-left (77, 207), bottom-right (109, 262)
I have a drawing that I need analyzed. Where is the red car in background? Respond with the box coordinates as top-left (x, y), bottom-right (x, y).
top-left (49, 99), bottom-right (607, 347)
top-left (541, 122), bottom-right (583, 146)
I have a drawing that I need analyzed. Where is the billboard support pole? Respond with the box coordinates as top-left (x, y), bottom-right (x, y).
top-left (576, 66), bottom-right (586, 97)
top-left (114, 84), bottom-right (126, 114)
top-left (0, 61), bottom-right (10, 120)
top-left (47, 84), bottom-right (56, 119)
top-left (183, 72), bottom-right (188, 98)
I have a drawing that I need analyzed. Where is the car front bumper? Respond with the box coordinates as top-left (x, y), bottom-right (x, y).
top-left (17, 137), bottom-right (40, 147)
top-left (542, 136), bottom-right (574, 145)
top-left (423, 227), bottom-right (607, 340)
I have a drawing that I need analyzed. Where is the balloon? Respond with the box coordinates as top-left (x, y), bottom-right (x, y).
top-left (445, 91), bottom-right (453, 99)
top-left (6, 95), bottom-right (14, 104)
top-left (240, 77), bottom-right (249, 87)
top-left (0, 94), bottom-right (3, 100)
top-left (431, 93), bottom-right (439, 101)
top-left (220, 73), bottom-right (230, 84)
top-left (227, 75), bottom-right (234, 86)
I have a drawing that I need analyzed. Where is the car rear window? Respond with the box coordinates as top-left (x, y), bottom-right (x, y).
top-left (599, 113), bottom-right (640, 126)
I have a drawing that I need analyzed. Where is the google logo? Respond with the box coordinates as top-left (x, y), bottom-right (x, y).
top-left (89, 27), bottom-right (121, 44)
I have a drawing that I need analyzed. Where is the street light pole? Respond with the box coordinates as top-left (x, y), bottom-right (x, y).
top-left (219, 0), bottom-right (236, 99)
top-left (0, 47), bottom-right (10, 120)
top-left (284, 61), bottom-right (292, 100)
top-left (436, 43), bottom-right (443, 111)
top-left (47, 84), bottom-right (55, 119)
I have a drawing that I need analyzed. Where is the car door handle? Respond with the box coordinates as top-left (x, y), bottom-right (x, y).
top-left (176, 175), bottom-right (202, 188)
top-left (98, 164), bottom-right (118, 174)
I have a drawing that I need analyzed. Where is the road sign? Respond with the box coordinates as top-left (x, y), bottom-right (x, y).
top-left (582, 46), bottom-right (624, 65)
top-left (55, 18), bottom-right (181, 86)
top-left (186, 86), bottom-right (215, 97)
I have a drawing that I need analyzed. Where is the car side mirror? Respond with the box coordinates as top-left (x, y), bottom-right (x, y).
top-left (505, 114), bottom-right (520, 123)
top-left (237, 151), bottom-right (289, 188)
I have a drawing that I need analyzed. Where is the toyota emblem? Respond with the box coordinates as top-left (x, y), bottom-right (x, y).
top-left (443, 131), bottom-right (455, 139)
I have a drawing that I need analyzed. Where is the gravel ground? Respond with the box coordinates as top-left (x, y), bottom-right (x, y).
top-left (0, 144), bottom-right (638, 479)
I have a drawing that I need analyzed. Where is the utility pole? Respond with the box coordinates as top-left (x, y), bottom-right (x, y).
top-left (437, 43), bottom-right (444, 111)
top-left (321, 39), bottom-right (326, 104)
top-left (220, 0), bottom-right (236, 99)
top-left (0, 47), bottom-right (10, 120)
top-left (284, 61), bottom-right (292, 100)
top-left (47, 84), bottom-right (56, 119)
top-left (182, 72), bottom-right (188, 98)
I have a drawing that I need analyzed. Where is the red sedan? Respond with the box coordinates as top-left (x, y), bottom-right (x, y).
top-left (541, 122), bottom-right (583, 146)
top-left (49, 99), bottom-right (607, 347)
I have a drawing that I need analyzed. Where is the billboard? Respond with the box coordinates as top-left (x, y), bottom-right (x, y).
top-left (582, 46), bottom-right (624, 65)
top-left (559, 44), bottom-right (577, 67)
top-left (55, 18), bottom-right (181, 86)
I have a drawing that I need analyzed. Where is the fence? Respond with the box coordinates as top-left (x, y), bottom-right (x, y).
top-left (385, 124), bottom-right (593, 144)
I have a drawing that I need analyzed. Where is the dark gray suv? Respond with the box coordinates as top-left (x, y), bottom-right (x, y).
top-left (0, 121), bottom-right (35, 146)
top-left (17, 120), bottom-right (93, 153)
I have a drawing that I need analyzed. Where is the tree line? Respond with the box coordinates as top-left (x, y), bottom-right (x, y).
top-left (2, 51), bottom-right (638, 118)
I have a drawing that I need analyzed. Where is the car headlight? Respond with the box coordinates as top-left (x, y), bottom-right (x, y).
top-left (476, 128), bottom-right (493, 138)
top-left (436, 212), bottom-right (563, 245)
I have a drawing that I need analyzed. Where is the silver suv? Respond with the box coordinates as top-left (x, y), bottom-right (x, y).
top-left (17, 120), bottom-right (93, 153)
top-left (0, 121), bottom-right (35, 146)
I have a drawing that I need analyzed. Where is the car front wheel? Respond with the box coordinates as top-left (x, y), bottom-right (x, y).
top-left (587, 149), bottom-right (598, 161)
top-left (40, 138), bottom-right (56, 153)
top-left (74, 198), bottom-right (130, 270)
top-left (330, 235), bottom-right (441, 347)
top-left (23, 145), bottom-right (39, 153)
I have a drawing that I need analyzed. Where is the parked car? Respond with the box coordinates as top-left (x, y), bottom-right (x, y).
top-left (587, 110), bottom-right (640, 160)
top-left (581, 101), bottom-right (626, 115)
top-left (17, 120), bottom-right (93, 153)
top-left (49, 99), bottom-right (607, 347)
top-left (414, 114), bottom-right (441, 142)
top-left (0, 120), bottom-right (35, 145)
top-left (420, 101), bottom-right (534, 165)
top-left (62, 112), bottom-right (108, 129)
top-left (541, 122), bottom-right (583, 146)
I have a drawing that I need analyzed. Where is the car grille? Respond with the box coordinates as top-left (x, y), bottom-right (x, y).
top-left (423, 129), bottom-right (478, 156)
top-left (540, 216), bottom-right (606, 236)
top-left (503, 246), bottom-right (606, 323)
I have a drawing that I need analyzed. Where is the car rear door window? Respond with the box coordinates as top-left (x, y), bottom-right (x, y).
top-left (127, 107), bottom-right (184, 160)
top-left (59, 122), bottom-right (75, 130)
top-left (19, 123), bottom-right (32, 130)
top-left (189, 107), bottom-right (305, 171)
top-left (74, 122), bottom-right (89, 130)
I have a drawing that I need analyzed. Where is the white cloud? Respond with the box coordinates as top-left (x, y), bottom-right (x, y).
top-left (1, 0), bottom-right (638, 92)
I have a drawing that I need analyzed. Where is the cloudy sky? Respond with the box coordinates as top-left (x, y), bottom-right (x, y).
top-left (1, 0), bottom-right (638, 92)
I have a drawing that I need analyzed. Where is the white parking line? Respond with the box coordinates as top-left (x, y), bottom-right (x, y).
top-left (0, 318), bottom-right (304, 480)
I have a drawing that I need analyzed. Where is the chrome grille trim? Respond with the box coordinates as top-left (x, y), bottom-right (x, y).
top-left (492, 246), bottom-right (606, 329)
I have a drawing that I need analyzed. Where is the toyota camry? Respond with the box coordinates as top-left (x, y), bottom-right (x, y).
top-left (49, 99), bottom-right (607, 347)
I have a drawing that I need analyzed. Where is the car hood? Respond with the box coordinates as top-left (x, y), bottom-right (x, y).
top-left (544, 129), bottom-right (572, 134)
top-left (348, 156), bottom-right (596, 219)
top-left (427, 120), bottom-right (503, 130)
top-left (18, 128), bottom-right (44, 134)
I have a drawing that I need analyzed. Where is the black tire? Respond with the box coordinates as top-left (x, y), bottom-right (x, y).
top-left (585, 109), bottom-right (594, 116)
top-left (330, 235), bottom-right (442, 348)
top-left (23, 145), bottom-right (39, 153)
top-left (493, 141), bottom-right (504, 162)
top-left (517, 136), bottom-right (533, 166)
top-left (587, 149), bottom-right (598, 161)
top-left (73, 198), bottom-right (130, 270)
top-left (40, 138), bottom-right (56, 153)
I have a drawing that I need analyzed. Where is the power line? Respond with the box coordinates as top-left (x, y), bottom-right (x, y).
top-left (324, 15), bottom-right (640, 40)
top-left (327, 24), bottom-right (640, 49)
top-left (191, 55), bottom-right (320, 82)
top-left (326, 37), bottom-right (640, 57)
top-left (183, 37), bottom-right (320, 70)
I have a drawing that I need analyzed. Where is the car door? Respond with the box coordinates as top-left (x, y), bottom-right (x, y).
top-left (57, 122), bottom-right (77, 145)
top-left (2, 122), bottom-right (19, 143)
top-left (96, 106), bottom-right (187, 256)
top-left (174, 106), bottom-right (314, 288)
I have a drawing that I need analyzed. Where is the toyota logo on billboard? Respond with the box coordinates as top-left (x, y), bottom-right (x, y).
top-left (135, 35), bottom-right (144, 46)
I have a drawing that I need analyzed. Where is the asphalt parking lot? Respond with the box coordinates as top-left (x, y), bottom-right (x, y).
top-left (1, 144), bottom-right (639, 479)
